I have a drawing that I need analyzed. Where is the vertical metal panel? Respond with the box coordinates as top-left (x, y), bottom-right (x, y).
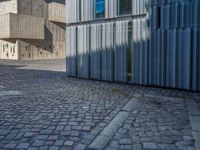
top-left (151, 6), bottom-right (157, 30)
top-left (80, 0), bottom-right (93, 21)
top-left (136, 0), bottom-right (140, 15)
top-left (179, 28), bottom-right (191, 90)
top-left (172, 2), bottom-right (179, 28)
top-left (149, 30), bottom-right (157, 85)
top-left (90, 24), bottom-right (102, 80)
top-left (180, 2), bottom-right (185, 28)
top-left (115, 20), bottom-right (129, 82)
top-left (132, 0), bottom-right (137, 15)
top-left (160, 30), bottom-right (167, 86)
top-left (185, 1), bottom-right (190, 28)
top-left (176, 28), bottom-right (191, 90)
top-left (192, 0), bottom-right (200, 27)
top-left (132, 17), bottom-right (149, 85)
top-left (77, 25), bottom-right (90, 78)
top-left (66, 26), bottom-right (77, 76)
top-left (102, 22), bottom-right (114, 81)
top-left (106, 0), bottom-right (117, 18)
top-left (143, 0), bottom-right (149, 14)
top-left (165, 4), bottom-right (170, 29)
top-left (191, 28), bottom-right (199, 91)
top-left (66, 0), bottom-right (80, 23)
top-left (132, 19), bottom-right (140, 84)
top-left (166, 29), bottom-right (176, 88)
top-left (143, 17), bottom-right (149, 85)
top-left (156, 29), bottom-right (161, 85)
top-left (139, 0), bottom-right (144, 14)
top-left (196, 28), bottom-right (200, 91)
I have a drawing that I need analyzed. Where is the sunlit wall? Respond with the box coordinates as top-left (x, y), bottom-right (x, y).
top-left (66, 0), bottom-right (200, 91)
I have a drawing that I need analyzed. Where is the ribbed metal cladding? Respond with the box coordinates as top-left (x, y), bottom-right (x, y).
top-left (66, 26), bottom-right (77, 76)
top-left (66, 0), bottom-right (200, 92)
top-left (90, 24), bottom-right (102, 80)
top-left (115, 20), bottom-right (129, 82)
top-left (101, 22), bottom-right (115, 81)
top-left (132, 17), bottom-right (149, 85)
top-left (150, 0), bottom-right (200, 91)
top-left (105, 0), bottom-right (117, 18)
top-left (76, 25), bottom-right (90, 78)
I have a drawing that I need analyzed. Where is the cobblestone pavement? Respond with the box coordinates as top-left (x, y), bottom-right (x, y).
top-left (0, 60), bottom-right (200, 150)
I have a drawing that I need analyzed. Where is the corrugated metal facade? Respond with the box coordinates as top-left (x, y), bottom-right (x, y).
top-left (66, 0), bottom-right (200, 91)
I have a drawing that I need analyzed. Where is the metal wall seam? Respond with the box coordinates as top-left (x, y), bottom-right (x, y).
top-left (132, 0), bottom-right (137, 15)
top-left (180, 28), bottom-right (191, 90)
top-left (166, 29), bottom-right (176, 88)
top-left (102, 22), bottom-right (114, 81)
top-left (90, 24), bottom-right (102, 80)
top-left (77, 25), bottom-right (90, 78)
top-left (191, 28), bottom-right (197, 91)
top-left (115, 20), bottom-right (129, 82)
top-left (106, 0), bottom-right (117, 18)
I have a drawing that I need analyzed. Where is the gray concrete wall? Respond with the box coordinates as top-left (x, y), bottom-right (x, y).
top-left (48, 2), bottom-right (65, 23)
top-left (19, 20), bottom-right (65, 60)
top-left (0, 13), bottom-right (45, 39)
top-left (0, 0), bottom-right (17, 15)
top-left (18, 0), bottom-right (48, 18)
top-left (0, 0), bottom-right (66, 60)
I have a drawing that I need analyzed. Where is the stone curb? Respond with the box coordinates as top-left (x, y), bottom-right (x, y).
top-left (187, 99), bottom-right (200, 150)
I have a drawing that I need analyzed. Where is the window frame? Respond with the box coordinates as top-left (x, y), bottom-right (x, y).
top-left (118, 0), bottom-right (132, 16)
top-left (95, 0), bottom-right (105, 19)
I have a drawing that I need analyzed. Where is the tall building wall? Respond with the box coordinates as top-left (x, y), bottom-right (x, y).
top-left (0, 0), bottom-right (66, 60)
top-left (18, 0), bottom-right (48, 18)
top-left (19, 21), bottom-right (65, 60)
top-left (66, 0), bottom-right (200, 91)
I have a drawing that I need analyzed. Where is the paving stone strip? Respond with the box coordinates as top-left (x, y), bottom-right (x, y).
top-left (187, 98), bottom-right (200, 150)
top-left (0, 90), bottom-right (22, 96)
top-left (89, 98), bottom-right (141, 149)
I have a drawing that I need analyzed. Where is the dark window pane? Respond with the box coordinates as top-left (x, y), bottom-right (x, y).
top-left (96, 0), bottom-right (105, 18)
top-left (127, 22), bottom-right (132, 81)
top-left (157, 6), bottom-right (161, 28)
top-left (119, 0), bottom-right (132, 15)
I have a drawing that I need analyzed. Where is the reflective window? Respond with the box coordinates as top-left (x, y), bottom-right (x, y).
top-left (96, 0), bottom-right (105, 18)
top-left (119, 0), bottom-right (132, 15)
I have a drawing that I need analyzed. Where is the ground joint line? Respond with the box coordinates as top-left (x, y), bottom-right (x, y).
top-left (89, 98), bottom-right (140, 149)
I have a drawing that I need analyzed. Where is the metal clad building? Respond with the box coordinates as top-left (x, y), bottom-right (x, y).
top-left (66, 0), bottom-right (200, 92)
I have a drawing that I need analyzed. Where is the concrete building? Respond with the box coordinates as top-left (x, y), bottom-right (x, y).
top-left (0, 0), bottom-right (66, 60)
top-left (66, 0), bottom-right (200, 91)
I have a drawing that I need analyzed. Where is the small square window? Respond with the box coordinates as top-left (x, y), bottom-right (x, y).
top-left (119, 0), bottom-right (132, 15)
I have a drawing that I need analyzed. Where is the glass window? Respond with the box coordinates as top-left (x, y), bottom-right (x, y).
top-left (157, 6), bottom-right (161, 28)
top-left (96, 0), bottom-right (105, 18)
top-left (119, 0), bottom-right (132, 15)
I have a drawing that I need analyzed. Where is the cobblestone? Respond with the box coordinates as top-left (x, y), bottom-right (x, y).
top-left (16, 143), bottom-right (30, 149)
top-left (0, 60), bottom-right (200, 149)
top-left (64, 140), bottom-right (74, 146)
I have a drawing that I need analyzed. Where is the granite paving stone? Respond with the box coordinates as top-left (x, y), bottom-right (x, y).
top-left (0, 60), bottom-right (199, 150)
top-left (16, 143), bottom-right (30, 149)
